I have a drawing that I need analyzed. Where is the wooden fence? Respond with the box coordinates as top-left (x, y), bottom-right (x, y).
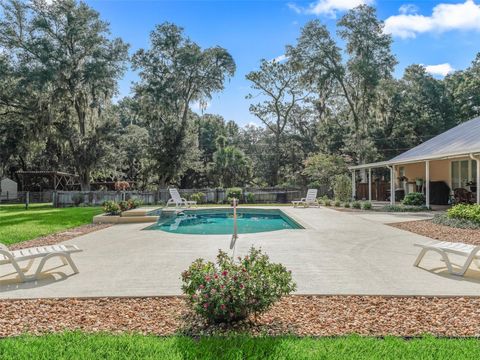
top-left (52, 186), bottom-right (331, 207)
top-left (0, 186), bottom-right (332, 207)
top-left (356, 181), bottom-right (389, 201)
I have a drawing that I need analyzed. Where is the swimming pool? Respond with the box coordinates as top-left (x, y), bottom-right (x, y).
top-left (145, 208), bottom-right (303, 235)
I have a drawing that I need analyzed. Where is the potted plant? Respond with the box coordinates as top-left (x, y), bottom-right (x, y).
top-left (415, 178), bottom-right (423, 186)
top-left (466, 181), bottom-right (477, 193)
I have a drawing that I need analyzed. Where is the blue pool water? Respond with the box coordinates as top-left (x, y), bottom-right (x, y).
top-left (145, 208), bottom-right (303, 235)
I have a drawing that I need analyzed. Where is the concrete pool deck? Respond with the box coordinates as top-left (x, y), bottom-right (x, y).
top-left (1, 206), bottom-right (480, 299)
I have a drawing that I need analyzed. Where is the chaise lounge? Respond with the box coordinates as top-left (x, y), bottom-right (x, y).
top-left (292, 189), bottom-right (320, 208)
top-left (0, 243), bottom-right (82, 282)
top-left (166, 188), bottom-right (197, 208)
top-left (414, 241), bottom-right (480, 276)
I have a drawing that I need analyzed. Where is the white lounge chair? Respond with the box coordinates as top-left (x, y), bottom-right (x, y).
top-left (166, 188), bottom-right (197, 208)
top-left (414, 241), bottom-right (480, 276)
top-left (0, 243), bottom-right (82, 282)
top-left (292, 189), bottom-right (319, 208)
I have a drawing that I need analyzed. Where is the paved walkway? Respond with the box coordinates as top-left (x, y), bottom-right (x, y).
top-left (1, 207), bottom-right (479, 299)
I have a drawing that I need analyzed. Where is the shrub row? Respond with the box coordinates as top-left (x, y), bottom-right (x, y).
top-left (103, 198), bottom-right (143, 215)
top-left (318, 197), bottom-right (372, 210)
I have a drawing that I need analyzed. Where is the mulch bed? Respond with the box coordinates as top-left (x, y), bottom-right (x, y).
top-left (9, 224), bottom-right (112, 251)
top-left (390, 220), bottom-right (480, 246)
top-left (1, 296), bottom-right (480, 337)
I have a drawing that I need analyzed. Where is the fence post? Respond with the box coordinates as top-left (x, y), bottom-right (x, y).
top-left (25, 191), bottom-right (29, 210)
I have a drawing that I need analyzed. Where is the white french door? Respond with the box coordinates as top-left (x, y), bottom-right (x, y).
top-left (451, 160), bottom-right (477, 190)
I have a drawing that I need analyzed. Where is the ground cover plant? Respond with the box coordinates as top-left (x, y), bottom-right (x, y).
top-left (432, 213), bottom-right (480, 229)
top-left (380, 205), bottom-right (430, 212)
top-left (182, 247), bottom-right (296, 323)
top-left (0, 204), bottom-right (102, 246)
top-left (1, 332), bottom-right (480, 360)
top-left (362, 201), bottom-right (372, 210)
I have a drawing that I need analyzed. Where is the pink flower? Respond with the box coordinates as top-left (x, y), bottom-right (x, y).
top-left (239, 284), bottom-right (244, 289)
top-left (220, 304), bottom-right (226, 310)
top-left (205, 276), bottom-right (211, 282)
top-left (222, 270), bottom-right (228, 277)
top-left (233, 276), bottom-right (238, 281)
top-left (204, 303), bottom-right (209, 308)
top-left (211, 289), bottom-right (216, 295)
top-left (214, 274), bottom-right (218, 279)
top-left (199, 285), bottom-right (204, 289)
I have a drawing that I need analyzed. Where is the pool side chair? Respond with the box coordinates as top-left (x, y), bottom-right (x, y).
top-left (292, 189), bottom-right (319, 208)
top-left (0, 243), bottom-right (82, 282)
top-left (166, 188), bottom-right (197, 208)
top-left (414, 241), bottom-right (480, 276)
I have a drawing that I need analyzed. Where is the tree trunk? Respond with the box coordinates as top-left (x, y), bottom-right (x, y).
top-left (79, 169), bottom-right (91, 191)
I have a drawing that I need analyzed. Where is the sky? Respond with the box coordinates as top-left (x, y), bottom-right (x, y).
top-left (83, 0), bottom-right (480, 126)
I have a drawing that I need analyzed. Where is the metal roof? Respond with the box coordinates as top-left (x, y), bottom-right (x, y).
top-left (389, 116), bottom-right (480, 164)
top-left (349, 116), bottom-right (480, 170)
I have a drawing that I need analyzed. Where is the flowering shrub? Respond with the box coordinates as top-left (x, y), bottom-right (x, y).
top-left (103, 201), bottom-right (121, 215)
top-left (114, 181), bottom-right (130, 191)
top-left (181, 247), bottom-right (296, 323)
top-left (104, 199), bottom-right (142, 214)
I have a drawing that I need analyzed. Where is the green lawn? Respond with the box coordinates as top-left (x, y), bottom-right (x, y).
top-left (0, 333), bottom-right (479, 360)
top-left (0, 204), bottom-right (103, 245)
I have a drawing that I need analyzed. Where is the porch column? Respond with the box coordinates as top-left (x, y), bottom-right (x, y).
top-left (368, 168), bottom-right (372, 201)
top-left (351, 170), bottom-right (356, 200)
top-left (425, 160), bottom-right (430, 208)
top-left (477, 159), bottom-right (480, 205)
top-left (390, 166), bottom-right (395, 205)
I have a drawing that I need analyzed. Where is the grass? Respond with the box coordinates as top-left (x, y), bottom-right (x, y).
top-left (0, 204), bottom-right (103, 245)
top-left (0, 333), bottom-right (479, 359)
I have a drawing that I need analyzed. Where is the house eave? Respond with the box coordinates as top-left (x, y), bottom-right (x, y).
top-left (349, 150), bottom-right (480, 171)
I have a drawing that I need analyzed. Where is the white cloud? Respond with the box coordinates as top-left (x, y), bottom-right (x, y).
top-left (384, 0), bottom-right (480, 39)
top-left (271, 54), bottom-right (288, 63)
top-left (288, 0), bottom-right (372, 17)
top-left (398, 4), bottom-right (418, 15)
top-left (424, 63), bottom-right (455, 77)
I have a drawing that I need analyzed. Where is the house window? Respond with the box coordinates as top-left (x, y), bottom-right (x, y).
top-left (451, 160), bottom-right (478, 190)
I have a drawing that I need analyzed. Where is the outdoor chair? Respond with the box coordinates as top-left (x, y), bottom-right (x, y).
top-left (292, 189), bottom-right (319, 208)
top-left (166, 188), bottom-right (197, 208)
top-left (453, 188), bottom-right (474, 204)
top-left (0, 243), bottom-right (82, 282)
top-left (414, 241), bottom-right (480, 276)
